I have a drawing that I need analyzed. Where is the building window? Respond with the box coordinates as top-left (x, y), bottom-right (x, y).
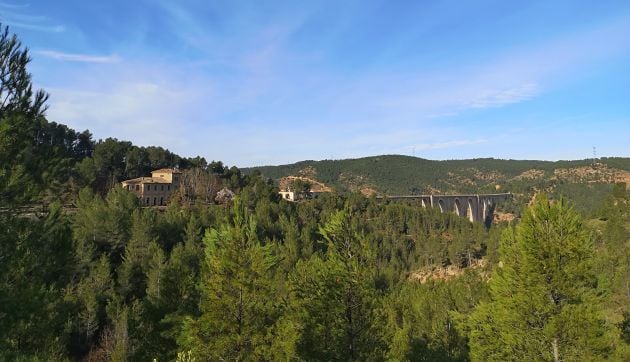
top-left (136, 185), bottom-right (139, 191)
top-left (161, 185), bottom-right (164, 191)
top-left (160, 197), bottom-right (163, 205)
top-left (147, 185), bottom-right (150, 191)
top-left (167, 185), bottom-right (170, 191)
top-left (153, 197), bottom-right (157, 206)
top-left (146, 198), bottom-right (150, 205)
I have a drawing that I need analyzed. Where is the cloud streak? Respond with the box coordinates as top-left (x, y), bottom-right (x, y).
top-left (465, 83), bottom-right (539, 109)
top-left (44, 61), bottom-right (214, 154)
top-left (4, 21), bottom-right (65, 33)
top-left (0, 4), bottom-right (65, 33)
top-left (36, 50), bottom-right (121, 63)
top-left (38, 5), bottom-right (630, 166)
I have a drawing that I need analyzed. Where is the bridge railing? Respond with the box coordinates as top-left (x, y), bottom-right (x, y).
top-left (378, 192), bottom-right (512, 199)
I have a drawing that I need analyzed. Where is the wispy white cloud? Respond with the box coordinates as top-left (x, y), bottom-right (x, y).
top-left (465, 83), bottom-right (539, 109)
top-left (39, 9), bottom-right (630, 166)
top-left (4, 22), bottom-right (65, 32)
top-left (335, 17), bottom-right (630, 126)
top-left (0, 2), bottom-right (28, 9)
top-left (0, 3), bottom-right (65, 33)
top-left (36, 50), bottom-right (121, 63)
top-left (44, 61), bottom-right (213, 153)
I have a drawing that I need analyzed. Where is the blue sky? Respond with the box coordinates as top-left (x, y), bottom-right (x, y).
top-left (2, 0), bottom-right (629, 166)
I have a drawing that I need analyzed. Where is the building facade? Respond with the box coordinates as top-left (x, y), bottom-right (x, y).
top-left (121, 168), bottom-right (182, 206)
top-left (279, 190), bottom-right (298, 201)
top-left (278, 190), bottom-right (324, 202)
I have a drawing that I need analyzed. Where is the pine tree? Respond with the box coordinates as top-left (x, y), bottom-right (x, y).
top-left (287, 210), bottom-right (387, 361)
top-left (0, 24), bottom-right (51, 205)
top-left (72, 254), bottom-right (114, 355)
top-left (117, 209), bottom-right (158, 301)
top-left (0, 203), bottom-right (74, 359)
top-left (178, 198), bottom-right (280, 360)
top-left (72, 186), bottom-right (138, 271)
top-left (468, 195), bottom-right (612, 361)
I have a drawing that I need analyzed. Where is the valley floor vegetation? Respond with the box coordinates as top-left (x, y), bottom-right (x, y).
top-left (1, 24), bottom-right (629, 361)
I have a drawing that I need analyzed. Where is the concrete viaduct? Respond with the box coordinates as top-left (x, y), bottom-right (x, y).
top-left (381, 193), bottom-right (512, 224)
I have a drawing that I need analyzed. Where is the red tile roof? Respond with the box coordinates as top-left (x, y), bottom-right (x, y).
top-left (121, 177), bottom-right (171, 184)
top-left (152, 168), bottom-right (183, 174)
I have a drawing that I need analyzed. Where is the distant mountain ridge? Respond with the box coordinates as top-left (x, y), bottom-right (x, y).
top-left (244, 155), bottom-right (630, 213)
top-left (244, 155), bottom-right (630, 195)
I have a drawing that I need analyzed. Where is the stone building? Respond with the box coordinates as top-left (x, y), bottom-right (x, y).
top-left (279, 190), bottom-right (299, 201)
top-left (278, 189), bottom-right (325, 202)
top-left (121, 168), bottom-right (182, 206)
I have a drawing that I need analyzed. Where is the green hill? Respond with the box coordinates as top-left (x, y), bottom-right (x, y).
top-left (245, 155), bottom-right (630, 214)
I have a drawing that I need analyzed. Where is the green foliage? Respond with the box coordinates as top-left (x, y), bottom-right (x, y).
top-left (386, 272), bottom-right (488, 361)
top-left (246, 155), bottom-right (630, 217)
top-left (247, 155), bottom-right (628, 195)
top-left (0, 25), bottom-right (48, 118)
top-left (178, 198), bottom-right (281, 360)
top-left (589, 184), bottom-right (630, 358)
top-left (0, 24), bottom-right (100, 206)
top-left (550, 182), bottom-right (613, 216)
top-left (620, 312), bottom-right (630, 344)
top-left (0, 204), bottom-right (74, 360)
top-left (289, 178), bottom-right (312, 192)
top-left (117, 209), bottom-right (160, 302)
top-left (286, 210), bottom-right (387, 361)
top-left (5, 178), bottom-right (629, 360)
top-left (468, 195), bottom-right (613, 361)
top-left (72, 186), bottom-right (138, 270)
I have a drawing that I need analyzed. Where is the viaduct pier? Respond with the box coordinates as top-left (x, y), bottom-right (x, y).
top-left (380, 193), bottom-right (512, 223)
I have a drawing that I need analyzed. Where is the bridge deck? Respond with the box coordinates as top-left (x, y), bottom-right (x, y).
top-left (377, 192), bottom-right (512, 200)
top-left (375, 193), bottom-right (512, 224)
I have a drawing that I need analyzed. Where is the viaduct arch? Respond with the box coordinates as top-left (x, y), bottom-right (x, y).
top-left (382, 193), bottom-right (512, 224)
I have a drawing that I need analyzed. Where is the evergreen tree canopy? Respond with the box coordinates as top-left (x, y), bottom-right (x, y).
top-left (179, 198), bottom-right (280, 360)
top-left (468, 195), bottom-right (612, 361)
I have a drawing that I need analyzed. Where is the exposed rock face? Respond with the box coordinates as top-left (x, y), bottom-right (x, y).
top-left (409, 259), bottom-right (487, 283)
top-left (215, 187), bottom-right (235, 205)
top-left (512, 169), bottom-right (546, 180)
top-left (278, 175), bottom-right (332, 192)
top-left (553, 164), bottom-right (630, 184)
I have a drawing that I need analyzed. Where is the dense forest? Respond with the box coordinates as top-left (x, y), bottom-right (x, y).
top-left (246, 155), bottom-right (630, 195)
top-left (245, 155), bottom-right (630, 215)
top-left (2, 25), bottom-right (630, 361)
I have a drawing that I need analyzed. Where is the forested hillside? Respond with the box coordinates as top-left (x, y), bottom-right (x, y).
top-left (247, 156), bottom-right (630, 195)
top-left (246, 155), bottom-right (630, 216)
top-left (2, 25), bottom-right (629, 361)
